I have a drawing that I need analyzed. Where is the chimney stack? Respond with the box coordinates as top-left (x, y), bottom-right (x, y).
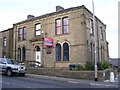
top-left (56, 6), bottom-right (64, 11)
top-left (27, 15), bottom-right (35, 20)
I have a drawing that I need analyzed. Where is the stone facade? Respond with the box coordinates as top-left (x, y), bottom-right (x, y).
top-left (1, 5), bottom-right (109, 68)
top-left (0, 28), bottom-right (13, 58)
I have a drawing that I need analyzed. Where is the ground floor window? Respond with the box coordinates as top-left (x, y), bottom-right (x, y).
top-left (55, 42), bottom-right (69, 61)
top-left (18, 48), bottom-right (21, 63)
top-left (56, 43), bottom-right (61, 61)
top-left (22, 47), bottom-right (26, 62)
top-left (63, 42), bottom-right (69, 61)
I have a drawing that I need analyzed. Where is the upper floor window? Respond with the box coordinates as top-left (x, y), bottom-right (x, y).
top-left (55, 19), bottom-right (61, 35)
top-left (23, 27), bottom-right (26, 40)
top-left (62, 17), bottom-right (68, 34)
top-left (18, 28), bottom-right (22, 41)
top-left (90, 19), bottom-right (93, 34)
top-left (35, 23), bottom-right (41, 36)
top-left (3, 37), bottom-right (6, 47)
top-left (100, 26), bottom-right (103, 40)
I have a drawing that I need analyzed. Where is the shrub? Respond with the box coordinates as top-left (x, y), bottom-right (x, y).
top-left (85, 61), bottom-right (94, 71)
top-left (97, 60), bottom-right (110, 70)
top-left (75, 64), bottom-right (85, 71)
top-left (75, 60), bottom-right (110, 71)
top-left (97, 62), bottom-right (104, 70)
top-left (101, 60), bottom-right (110, 69)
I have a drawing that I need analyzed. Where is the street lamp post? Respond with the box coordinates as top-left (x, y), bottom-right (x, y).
top-left (92, 0), bottom-right (98, 81)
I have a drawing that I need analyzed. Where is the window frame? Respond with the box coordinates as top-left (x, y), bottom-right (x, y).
top-left (22, 47), bottom-right (26, 62)
top-left (23, 27), bottom-right (27, 40)
top-left (56, 43), bottom-right (61, 61)
top-left (62, 17), bottom-right (69, 34)
top-left (18, 28), bottom-right (22, 41)
top-left (63, 42), bottom-right (69, 61)
top-left (35, 23), bottom-right (41, 36)
top-left (3, 37), bottom-right (6, 47)
top-left (90, 18), bottom-right (93, 35)
top-left (55, 18), bottom-right (61, 35)
top-left (18, 48), bottom-right (21, 63)
top-left (100, 26), bottom-right (103, 40)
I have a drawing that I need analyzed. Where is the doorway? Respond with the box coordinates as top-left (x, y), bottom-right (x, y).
top-left (35, 46), bottom-right (41, 67)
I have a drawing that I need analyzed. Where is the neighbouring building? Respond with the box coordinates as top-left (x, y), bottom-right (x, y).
top-left (10, 5), bottom-right (109, 67)
top-left (0, 28), bottom-right (13, 58)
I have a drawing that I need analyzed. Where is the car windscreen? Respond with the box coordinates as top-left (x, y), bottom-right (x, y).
top-left (6, 59), bottom-right (14, 64)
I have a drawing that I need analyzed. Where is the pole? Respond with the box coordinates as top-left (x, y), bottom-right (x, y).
top-left (92, 0), bottom-right (98, 81)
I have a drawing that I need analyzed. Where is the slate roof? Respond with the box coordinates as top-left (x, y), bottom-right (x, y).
top-left (13, 5), bottom-right (106, 26)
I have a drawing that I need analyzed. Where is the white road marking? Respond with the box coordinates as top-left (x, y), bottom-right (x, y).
top-left (0, 80), bottom-right (10, 84)
top-left (68, 81), bottom-right (79, 84)
top-left (90, 83), bottom-right (118, 87)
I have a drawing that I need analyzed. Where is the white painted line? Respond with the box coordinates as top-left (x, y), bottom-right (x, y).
top-left (27, 86), bottom-right (32, 88)
top-left (68, 81), bottom-right (79, 84)
top-left (104, 80), bottom-right (110, 82)
top-left (90, 83), bottom-right (118, 87)
top-left (0, 81), bottom-right (10, 84)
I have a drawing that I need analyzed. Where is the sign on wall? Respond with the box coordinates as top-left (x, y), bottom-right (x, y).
top-left (44, 38), bottom-right (53, 46)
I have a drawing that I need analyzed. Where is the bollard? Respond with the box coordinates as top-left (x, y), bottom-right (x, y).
top-left (110, 72), bottom-right (115, 82)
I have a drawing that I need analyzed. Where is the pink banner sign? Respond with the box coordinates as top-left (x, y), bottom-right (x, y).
top-left (44, 38), bottom-right (53, 46)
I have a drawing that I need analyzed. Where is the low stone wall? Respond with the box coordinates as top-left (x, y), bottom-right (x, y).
top-left (26, 67), bottom-right (109, 81)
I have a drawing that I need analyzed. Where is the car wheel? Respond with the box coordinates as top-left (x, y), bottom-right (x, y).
top-left (6, 69), bottom-right (12, 76)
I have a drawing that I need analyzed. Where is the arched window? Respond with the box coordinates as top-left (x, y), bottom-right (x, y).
top-left (22, 47), bottom-right (26, 62)
top-left (18, 48), bottom-right (21, 63)
top-left (56, 43), bottom-right (61, 61)
top-left (35, 46), bottom-right (40, 51)
top-left (63, 42), bottom-right (69, 61)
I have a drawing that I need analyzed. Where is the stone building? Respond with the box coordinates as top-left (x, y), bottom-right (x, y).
top-left (0, 28), bottom-right (13, 58)
top-left (12, 5), bottom-right (109, 67)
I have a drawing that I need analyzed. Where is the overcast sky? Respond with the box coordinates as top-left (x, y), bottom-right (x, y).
top-left (0, 0), bottom-right (118, 58)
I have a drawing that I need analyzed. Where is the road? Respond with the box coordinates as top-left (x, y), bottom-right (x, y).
top-left (0, 74), bottom-right (119, 89)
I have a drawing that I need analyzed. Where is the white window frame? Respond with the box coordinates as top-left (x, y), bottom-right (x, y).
top-left (90, 18), bottom-right (93, 34)
top-left (35, 23), bottom-right (41, 36)
top-left (3, 37), bottom-right (6, 47)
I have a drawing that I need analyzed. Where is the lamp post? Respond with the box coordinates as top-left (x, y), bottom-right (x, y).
top-left (92, 0), bottom-right (98, 81)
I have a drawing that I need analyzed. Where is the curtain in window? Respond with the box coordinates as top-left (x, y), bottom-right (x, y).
top-left (55, 19), bottom-right (61, 35)
top-left (62, 17), bottom-right (68, 34)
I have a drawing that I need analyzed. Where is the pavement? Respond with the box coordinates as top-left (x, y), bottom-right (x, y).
top-left (26, 73), bottom-right (119, 88)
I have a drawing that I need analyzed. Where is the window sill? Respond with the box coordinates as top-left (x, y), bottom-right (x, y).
top-left (29, 35), bottom-right (44, 42)
top-left (54, 33), bottom-right (69, 37)
top-left (18, 40), bottom-right (27, 42)
top-left (56, 60), bottom-right (69, 63)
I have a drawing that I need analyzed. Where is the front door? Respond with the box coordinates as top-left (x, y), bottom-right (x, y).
top-left (36, 52), bottom-right (41, 63)
top-left (35, 46), bottom-right (41, 67)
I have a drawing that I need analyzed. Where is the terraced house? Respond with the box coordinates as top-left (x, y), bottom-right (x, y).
top-left (4, 5), bottom-right (109, 68)
top-left (0, 28), bottom-right (13, 58)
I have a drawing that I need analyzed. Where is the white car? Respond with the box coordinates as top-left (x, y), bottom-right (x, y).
top-left (0, 58), bottom-right (26, 76)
